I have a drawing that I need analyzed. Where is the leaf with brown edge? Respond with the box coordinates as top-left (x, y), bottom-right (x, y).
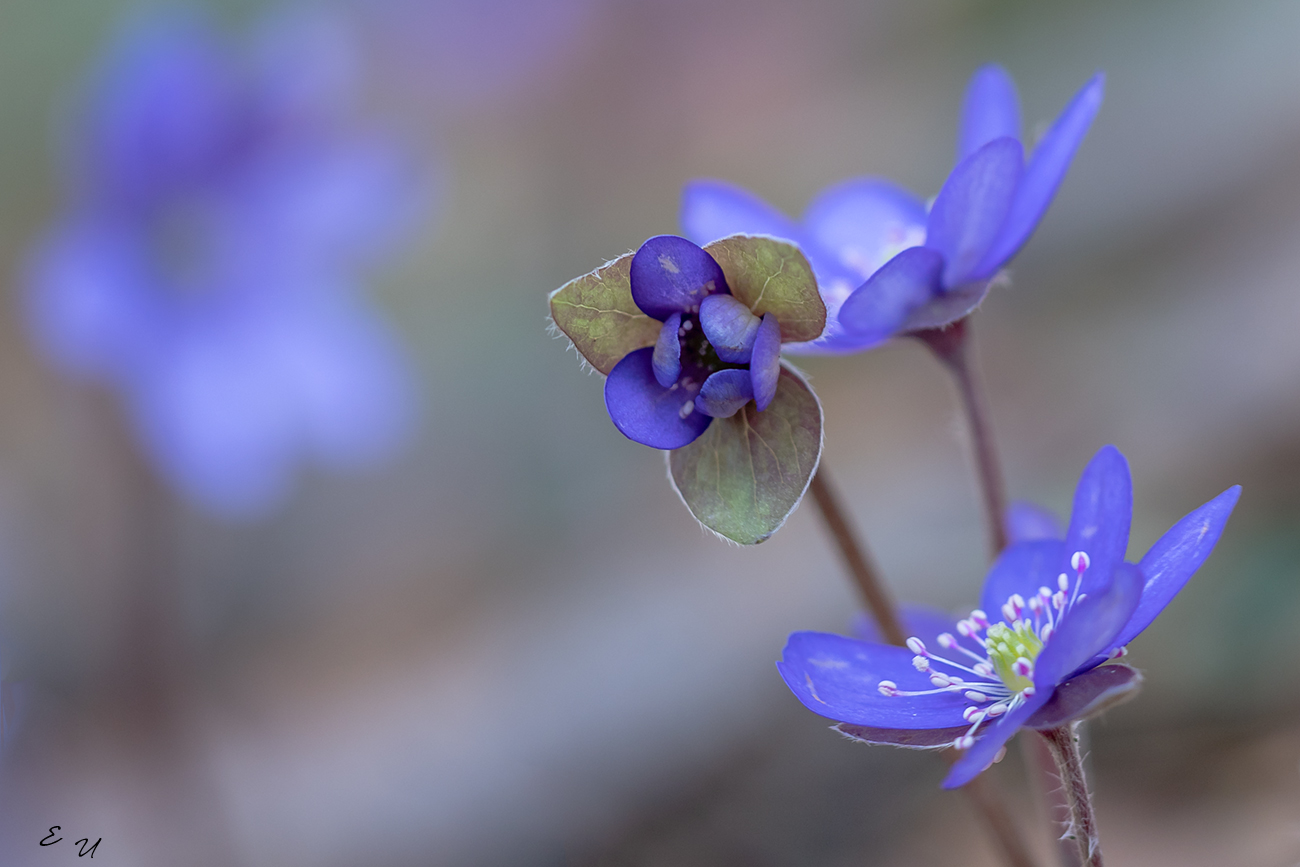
top-left (703, 235), bottom-right (826, 343)
top-left (668, 363), bottom-right (822, 544)
top-left (548, 252), bottom-right (660, 375)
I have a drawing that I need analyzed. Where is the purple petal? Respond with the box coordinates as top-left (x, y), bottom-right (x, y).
top-left (629, 235), bottom-right (729, 321)
top-left (1006, 501), bottom-right (1065, 543)
top-left (836, 723), bottom-right (967, 750)
top-left (926, 137), bottom-right (1023, 287)
top-left (1064, 445), bottom-right (1132, 597)
top-left (679, 179), bottom-right (803, 247)
top-left (698, 294), bottom-right (760, 363)
top-left (749, 313), bottom-right (781, 411)
top-left (837, 247), bottom-right (943, 343)
top-left (777, 631), bottom-right (971, 729)
top-left (852, 604), bottom-right (959, 646)
top-left (695, 369), bottom-right (753, 418)
top-left (1024, 664), bottom-right (1142, 730)
top-left (1034, 563), bottom-right (1144, 689)
top-left (800, 178), bottom-right (928, 283)
top-left (942, 691), bottom-right (1048, 789)
top-left (957, 65), bottom-right (1022, 162)
top-left (973, 73), bottom-right (1104, 277)
top-left (604, 347), bottom-right (710, 449)
top-left (979, 539), bottom-right (1068, 618)
top-left (652, 313), bottom-right (682, 387)
top-left (1110, 485), bottom-right (1242, 649)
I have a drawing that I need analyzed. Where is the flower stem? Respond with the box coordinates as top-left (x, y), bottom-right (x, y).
top-left (807, 467), bottom-right (1039, 867)
top-left (1039, 725), bottom-right (1104, 867)
top-left (914, 319), bottom-right (1008, 557)
top-left (808, 470), bottom-right (906, 647)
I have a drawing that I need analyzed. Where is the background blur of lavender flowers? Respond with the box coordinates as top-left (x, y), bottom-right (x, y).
top-left (0, 1), bottom-right (1298, 865)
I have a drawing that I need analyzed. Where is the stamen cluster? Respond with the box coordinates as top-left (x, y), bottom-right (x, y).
top-left (877, 550), bottom-right (1115, 750)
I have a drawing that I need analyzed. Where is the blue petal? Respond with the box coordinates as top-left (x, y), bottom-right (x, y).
top-left (695, 369), bottom-right (753, 418)
top-left (749, 313), bottom-right (781, 411)
top-left (957, 65), bottom-right (1022, 162)
top-left (1006, 501), bottom-right (1065, 543)
top-left (980, 539), bottom-right (1068, 618)
top-left (679, 180), bottom-right (803, 246)
top-left (852, 604), bottom-right (959, 646)
top-left (777, 632), bottom-right (972, 729)
top-left (1034, 563), bottom-right (1143, 689)
top-left (1110, 485), bottom-right (1242, 649)
top-left (837, 247), bottom-right (943, 343)
top-left (942, 690), bottom-right (1048, 789)
top-left (629, 235), bottom-right (729, 321)
top-left (973, 72), bottom-right (1104, 277)
top-left (604, 347), bottom-right (711, 449)
top-left (1063, 445), bottom-right (1132, 597)
top-left (698, 294), bottom-right (760, 363)
top-left (652, 313), bottom-right (682, 387)
top-left (926, 137), bottom-right (1023, 287)
top-left (801, 178), bottom-right (928, 283)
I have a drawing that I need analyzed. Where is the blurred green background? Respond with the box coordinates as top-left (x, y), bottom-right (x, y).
top-left (0, 0), bottom-right (1298, 864)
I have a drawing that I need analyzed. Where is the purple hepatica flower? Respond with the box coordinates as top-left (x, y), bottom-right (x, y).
top-left (605, 235), bottom-right (786, 449)
top-left (24, 9), bottom-right (423, 517)
top-left (779, 446), bottom-right (1240, 789)
top-left (681, 65), bottom-right (1103, 354)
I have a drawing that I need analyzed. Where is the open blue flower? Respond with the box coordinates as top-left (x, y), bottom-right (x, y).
top-left (681, 65), bottom-right (1103, 354)
top-left (778, 446), bottom-right (1240, 789)
top-left (23, 10), bottom-right (423, 517)
top-left (605, 236), bottom-right (786, 448)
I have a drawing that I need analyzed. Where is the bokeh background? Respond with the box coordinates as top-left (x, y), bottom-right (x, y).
top-left (0, 0), bottom-right (1298, 864)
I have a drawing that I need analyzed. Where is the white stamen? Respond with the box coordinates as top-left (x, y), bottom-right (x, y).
top-left (1072, 551), bottom-right (1091, 572)
top-left (906, 637), bottom-right (928, 656)
top-left (970, 610), bottom-right (990, 628)
top-left (1013, 658), bottom-right (1033, 678)
top-left (964, 690), bottom-right (989, 702)
top-left (679, 401), bottom-right (694, 419)
top-left (963, 706), bottom-right (984, 722)
top-left (912, 655), bottom-right (930, 672)
top-left (1058, 573), bottom-right (1070, 592)
top-left (1108, 646), bottom-right (1128, 659)
top-left (938, 632), bottom-right (957, 649)
top-left (987, 703), bottom-right (1008, 717)
top-left (877, 680), bottom-right (898, 696)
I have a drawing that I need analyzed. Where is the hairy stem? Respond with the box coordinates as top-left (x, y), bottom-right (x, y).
top-left (914, 319), bottom-right (1008, 557)
top-left (1039, 725), bottom-right (1104, 867)
top-left (808, 467), bottom-right (1038, 867)
top-left (808, 470), bottom-right (906, 647)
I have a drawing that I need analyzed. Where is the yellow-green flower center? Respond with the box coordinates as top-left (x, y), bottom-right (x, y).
top-left (985, 621), bottom-right (1043, 692)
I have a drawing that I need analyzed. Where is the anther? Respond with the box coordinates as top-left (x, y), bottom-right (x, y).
top-left (973, 662), bottom-right (994, 677)
top-left (987, 703), bottom-right (1008, 717)
top-left (1012, 658), bottom-right (1033, 678)
top-left (1058, 573), bottom-right (1070, 592)
top-left (912, 656), bottom-right (930, 672)
top-left (1041, 624), bottom-right (1053, 642)
top-left (938, 633), bottom-right (957, 649)
top-left (957, 620), bottom-right (974, 637)
top-left (906, 637), bottom-right (928, 656)
top-left (930, 674), bottom-right (952, 688)
top-left (1108, 646), bottom-right (1128, 659)
top-left (970, 610), bottom-right (990, 628)
top-left (964, 690), bottom-right (989, 702)
top-left (963, 707), bottom-right (985, 722)
top-left (1023, 686), bottom-right (1036, 697)
top-left (1072, 551), bottom-right (1091, 572)
top-left (678, 402), bottom-right (694, 419)
top-left (877, 680), bottom-right (898, 696)
top-left (954, 735), bottom-right (975, 750)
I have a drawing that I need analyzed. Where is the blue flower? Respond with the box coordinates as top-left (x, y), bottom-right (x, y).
top-left (23, 9), bottom-right (424, 517)
top-left (604, 236), bottom-right (785, 448)
top-left (681, 65), bottom-right (1104, 354)
top-left (777, 446), bottom-right (1240, 789)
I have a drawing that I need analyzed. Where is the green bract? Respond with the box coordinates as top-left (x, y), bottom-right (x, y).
top-left (548, 252), bottom-right (659, 375)
top-left (668, 364), bottom-right (822, 544)
top-left (702, 236), bottom-right (825, 342)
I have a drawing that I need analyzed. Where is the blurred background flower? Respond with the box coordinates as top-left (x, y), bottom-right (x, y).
top-left (0, 1), bottom-right (1298, 866)
top-left (23, 6), bottom-right (425, 517)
